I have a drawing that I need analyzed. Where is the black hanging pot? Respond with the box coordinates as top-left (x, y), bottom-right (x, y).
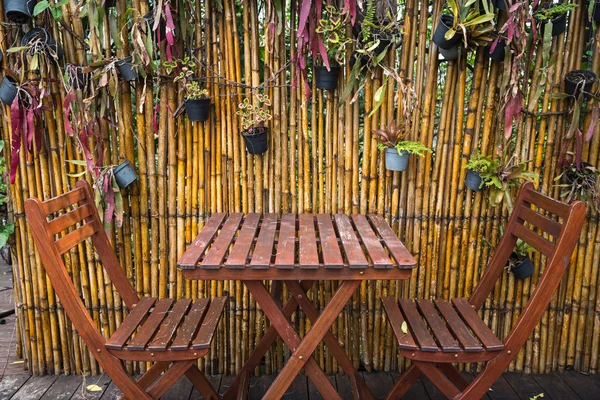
top-left (439, 45), bottom-right (460, 61)
top-left (242, 126), bottom-right (268, 155)
top-left (510, 253), bottom-right (534, 280)
top-left (384, 148), bottom-right (409, 172)
top-left (465, 170), bottom-right (483, 191)
top-left (487, 38), bottom-right (506, 61)
top-left (315, 65), bottom-right (341, 90)
top-left (0, 77), bottom-right (17, 105)
top-left (492, 0), bottom-right (507, 10)
top-left (116, 56), bottom-right (139, 82)
top-left (593, 1), bottom-right (600, 22)
top-left (433, 14), bottom-right (461, 50)
top-left (564, 70), bottom-right (597, 98)
top-left (184, 98), bottom-right (211, 122)
top-left (537, 5), bottom-right (568, 37)
top-left (4, 0), bottom-right (35, 24)
top-left (21, 28), bottom-right (63, 61)
top-left (113, 160), bottom-right (138, 189)
top-left (144, 11), bottom-right (167, 43)
top-left (103, 0), bottom-right (116, 7)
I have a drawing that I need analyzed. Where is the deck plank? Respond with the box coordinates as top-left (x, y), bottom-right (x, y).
top-left (190, 375), bottom-right (221, 400)
top-left (249, 374), bottom-right (274, 400)
top-left (161, 375), bottom-right (194, 400)
top-left (389, 371), bottom-right (430, 400)
top-left (362, 371), bottom-right (395, 399)
top-left (503, 372), bottom-right (546, 400)
top-left (559, 371), bottom-right (600, 400)
top-left (533, 373), bottom-right (582, 400)
top-left (70, 374), bottom-right (112, 400)
top-left (98, 380), bottom-right (122, 399)
top-left (307, 375), bottom-right (336, 400)
top-left (218, 374), bottom-right (236, 398)
top-left (488, 374), bottom-right (517, 400)
top-left (10, 374), bottom-right (58, 399)
top-left (39, 374), bottom-right (82, 400)
top-left (0, 374), bottom-right (29, 399)
top-left (335, 373), bottom-right (354, 399)
top-left (282, 374), bottom-right (308, 399)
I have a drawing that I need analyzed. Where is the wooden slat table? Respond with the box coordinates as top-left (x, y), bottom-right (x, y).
top-left (178, 213), bottom-right (416, 400)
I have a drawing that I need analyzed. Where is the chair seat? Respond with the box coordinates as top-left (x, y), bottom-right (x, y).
top-left (382, 297), bottom-right (503, 361)
top-left (105, 296), bottom-right (226, 354)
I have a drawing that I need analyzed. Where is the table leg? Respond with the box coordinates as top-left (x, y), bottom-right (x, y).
top-left (222, 281), bottom-right (315, 400)
top-left (245, 280), bottom-right (341, 400)
top-left (260, 280), bottom-right (361, 400)
top-left (285, 280), bottom-right (375, 400)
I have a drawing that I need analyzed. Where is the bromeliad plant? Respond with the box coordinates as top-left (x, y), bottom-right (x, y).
top-left (373, 120), bottom-right (431, 155)
top-left (556, 159), bottom-right (600, 212)
top-left (443, 0), bottom-right (496, 50)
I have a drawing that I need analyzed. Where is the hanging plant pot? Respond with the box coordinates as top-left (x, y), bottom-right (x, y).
top-left (492, 0), bottom-right (507, 10)
top-left (113, 160), bottom-right (138, 189)
top-left (465, 170), bottom-right (483, 192)
top-left (537, 5), bottom-right (568, 37)
top-left (432, 14), bottom-right (461, 50)
top-left (242, 127), bottom-right (268, 155)
top-left (593, 1), bottom-right (600, 22)
top-left (4, 0), bottom-right (35, 24)
top-left (184, 98), bottom-right (211, 122)
top-left (384, 148), bottom-right (409, 172)
top-left (116, 56), bottom-right (139, 82)
top-left (103, 0), bottom-right (116, 7)
top-left (21, 28), bottom-right (63, 61)
top-left (564, 70), bottom-right (597, 98)
top-left (315, 66), bottom-right (341, 90)
top-left (509, 253), bottom-right (534, 280)
top-left (144, 12), bottom-right (167, 43)
top-left (438, 45), bottom-right (460, 61)
top-left (0, 77), bottom-right (17, 105)
top-left (487, 39), bottom-right (506, 61)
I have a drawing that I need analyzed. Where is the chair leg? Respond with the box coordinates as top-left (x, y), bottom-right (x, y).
top-left (414, 361), bottom-right (461, 399)
top-left (185, 364), bottom-right (220, 400)
top-left (137, 361), bottom-right (170, 390)
top-left (147, 360), bottom-right (195, 399)
top-left (386, 364), bottom-right (422, 400)
top-left (438, 363), bottom-right (470, 391)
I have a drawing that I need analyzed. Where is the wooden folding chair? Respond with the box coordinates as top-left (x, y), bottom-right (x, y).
top-left (382, 182), bottom-right (587, 400)
top-left (25, 181), bottom-right (226, 400)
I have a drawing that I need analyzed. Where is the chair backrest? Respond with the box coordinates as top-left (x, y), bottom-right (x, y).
top-left (25, 181), bottom-right (140, 347)
top-left (469, 182), bottom-right (586, 349)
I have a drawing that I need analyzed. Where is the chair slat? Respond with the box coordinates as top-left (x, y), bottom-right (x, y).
top-left (274, 213), bottom-right (296, 269)
top-left (352, 214), bottom-right (392, 268)
top-left (127, 299), bottom-right (174, 350)
top-left (334, 214), bottom-right (368, 268)
top-left (55, 223), bottom-right (97, 255)
top-left (368, 215), bottom-right (416, 267)
top-left (398, 299), bottom-right (438, 352)
top-left (192, 296), bottom-right (227, 349)
top-left (201, 213), bottom-right (243, 269)
top-left (452, 299), bottom-right (504, 351)
top-left (316, 214), bottom-right (343, 269)
top-left (512, 223), bottom-right (555, 258)
top-left (416, 300), bottom-right (460, 352)
top-left (171, 298), bottom-right (210, 350)
top-left (47, 204), bottom-right (93, 236)
top-left (147, 299), bottom-right (192, 351)
top-left (434, 300), bottom-right (482, 352)
top-left (225, 213), bottom-right (261, 268)
top-left (523, 188), bottom-right (570, 219)
top-left (42, 187), bottom-right (87, 214)
top-left (380, 297), bottom-right (417, 350)
top-left (249, 213), bottom-right (278, 269)
top-left (178, 213), bottom-right (226, 269)
top-left (518, 205), bottom-right (562, 238)
top-left (105, 297), bottom-right (156, 350)
top-left (299, 214), bottom-right (319, 269)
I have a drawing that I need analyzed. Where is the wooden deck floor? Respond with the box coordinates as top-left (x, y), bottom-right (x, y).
top-left (1, 263), bottom-right (600, 399)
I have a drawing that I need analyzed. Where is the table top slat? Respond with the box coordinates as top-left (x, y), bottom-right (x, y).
top-left (177, 213), bottom-right (226, 269)
top-left (334, 214), bottom-right (368, 268)
top-left (299, 214), bottom-right (319, 268)
top-left (368, 215), bottom-right (416, 267)
top-left (316, 214), bottom-right (343, 268)
top-left (352, 214), bottom-right (392, 268)
top-left (250, 213), bottom-right (278, 268)
top-left (225, 213), bottom-right (261, 268)
top-left (200, 213), bottom-right (243, 269)
top-left (275, 213), bottom-right (296, 269)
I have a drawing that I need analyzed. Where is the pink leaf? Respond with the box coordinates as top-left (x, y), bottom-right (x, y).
top-left (63, 91), bottom-right (76, 136)
top-left (9, 101), bottom-right (22, 184)
top-left (153, 103), bottom-right (159, 133)
top-left (586, 102), bottom-right (599, 142)
top-left (318, 39), bottom-right (331, 70)
top-left (504, 93), bottom-right (522, 140)
top-left (297, 0), bottom-right (312, 37)
top-left (164, 4), bottom-right (175, 61)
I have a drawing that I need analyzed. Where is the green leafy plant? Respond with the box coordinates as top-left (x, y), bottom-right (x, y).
top-left (556, 161), bottom-right (600, 212)
top-left (236, 94), bottom-right (272, 133)
top-left (464, 152), bottom-right (494, 174)
top-left (373, 120), bottom-right (431, 157)
top-left (315, 5), bottom-right (352, 66)
top-left (33, 0), bottom-right (69, 21)
top-left (534, 3), bottom-right (577, 21)
top-left (480, 151), bottom-right (538, 210)
top-left (507, 238), bottom-right (533, 272)
top-left (444, 0), bottom-right (496, 49)
top-left (173, 66), bottom-right (209, 100)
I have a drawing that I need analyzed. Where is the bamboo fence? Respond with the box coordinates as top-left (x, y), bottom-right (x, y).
top-left (1, 0), bottom-right (599, 377)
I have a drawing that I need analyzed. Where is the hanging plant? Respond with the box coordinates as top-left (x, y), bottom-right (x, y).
top-left (463, 152), bottom-right (495, 192)
top-left (373, 117), bottom-right (431, 172)
top-left (436, 0), bottom-right (496, 51)
top-left (237, 94), bottom-right (272, 155)
top-left (556, 158), bottom-right (600, 212)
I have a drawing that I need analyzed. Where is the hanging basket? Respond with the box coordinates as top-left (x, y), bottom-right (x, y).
top-left (4, 0), bottom-right (35, 24)
top-left (432, 14), bottom-right (461, 50)
top-left (0, 77), bottom-right (17, 105)
top-left (487, 39), bottom-right (506, 62)
top-left (465, 170), bottom-right (483, 192)
top-left (537, 6), bottom-right (568, 37)
top-left (184, 98), bottom-right (211, 122)
top-left (315, 66), bottom-right (341, 90)
top-left (21, 28), bottom-right (64, 61)
top-left (384, 148), bottom-right (409, 172)
top-left (509, 254), bottom-right (534, 280)
top-left (113, 160), bottom-right (138, 189)
top-left (242, 127), bottom-right (268, 155)
top-left (593, 1), bottom-right (600, 22)
top-left (564, 70), bottom-right (597, 98)
top-left (116, 56), bottom-right (139, 82)
top-left (439, 45), bottom-right (460, 61)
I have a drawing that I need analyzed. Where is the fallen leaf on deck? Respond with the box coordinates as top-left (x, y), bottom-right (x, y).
top-left (86, 384), bottom-right (103, 392)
